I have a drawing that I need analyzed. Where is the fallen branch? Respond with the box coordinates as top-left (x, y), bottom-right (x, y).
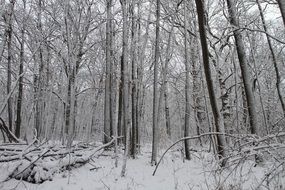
top-left (152, 132), bottom-right (235, 176)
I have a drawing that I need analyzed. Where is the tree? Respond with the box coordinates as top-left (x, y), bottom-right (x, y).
top-left (151, 0), bottom-right (160, 165)
top-left (15, 0), bottom-right (26, 138)
top-left (121, 0), bottom-right (131, 176)
top-left (5, 0), bottom-right (15, 132)
top-left (226, 0), bottom-right (258, 135)
top-left (183, 0), bottom-right (191, 160)
top-left (130, 0), bottom-right (138, 158)
top-left (277, 0), bottom-right (285, 26)
top-left (104, 0), bottom-right (113, 144)
top-left (194, 0), bottom-right (226, 165)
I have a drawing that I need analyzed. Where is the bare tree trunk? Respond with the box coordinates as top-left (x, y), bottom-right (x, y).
top-left (162, 25), bottom-right (173, 139)
top-left (15, 1), bottom-right (26, 138)
top-left (256, 0), bottom-right (285, 116)
top-left (67, 72), bottom-right (76, 147)
top-left (277, 0), bottom-right (285, 26)
top-left (35, 0), bottom-right (45, 139)
top-left (245, 30), bottom-right (269, 134)
top-left (117, 58), bottom-right (124, 144)
top-left (191, 33), bottom-right (203, 146)
top-left (136, 8), bottom-right (151, 151)
top-left (184, 1), bottom-right (191, 160)
top-left (194, 0), bottom-right (226, 166)
top-left (130, 0), bottom-right (137, 158)
top-left (6, 0), bottom-right (15, 132)
top-left (226, 0), bottom-right (258, 135)
top-left (151, 0), bottom-right (160, 165)
top-left (104, 0), bottom-right (113, 144)
top-left (121, 0), bottom-right (131, 177)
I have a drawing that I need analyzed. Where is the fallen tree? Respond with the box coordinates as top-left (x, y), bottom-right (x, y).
top-left (0, 137), bottom-right (119, 183)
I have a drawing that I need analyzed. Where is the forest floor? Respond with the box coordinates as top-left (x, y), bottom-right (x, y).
top-left (0, 143), bottom-right (284, 190)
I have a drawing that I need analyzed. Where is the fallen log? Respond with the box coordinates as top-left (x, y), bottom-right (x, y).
top-left (0, 137), bottom-right (120, 183)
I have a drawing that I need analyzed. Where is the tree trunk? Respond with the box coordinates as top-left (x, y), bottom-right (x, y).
top-left (194, 0), bottom-right (226, 166)
top-left (256, 0), bottom-right (285, 116)
top-left (35, 0), bottom-right (45, 139)
top-left (15, 2), bottom-right (26, 138)
top-left (130, 0), bottom-right (137, 158)
top-left (162, 25), bottom-right (173, 139)
top-left (121, 0), bottom-right (131, 177)
top-left (151, 0), bottom-right (160, 165)
top-left (104, 0), bottom-right (113, 144)
top-left (277, 0), bottom-right (285, 26)
top-left (6, 0), bottom-right (15, 132)
top-left (136, 8), bottom-right (151, 151)
top-left (226, 0), bottom-right (258, 135)
top-left (117, 57), bottom-right (124, 144)
top-left (184, 1), bottom-right (191, 160)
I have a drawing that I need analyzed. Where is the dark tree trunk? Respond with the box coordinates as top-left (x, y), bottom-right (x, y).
top-left (194, 0), bottom-right (226, 166)
top-left (277, 0), bottom-right (285, 26)
top-left (15, 6), bottom-right (26, 138)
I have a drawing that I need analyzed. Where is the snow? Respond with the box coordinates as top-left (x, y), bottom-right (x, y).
top-left (0, 145), bottom-right (284, 190)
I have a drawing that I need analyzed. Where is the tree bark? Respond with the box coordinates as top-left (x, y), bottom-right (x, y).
top-left (184, 1), bottom-right (191, 160)
top-left (15, 1), bottom-right (26, 138)
top-left (121, 0), bottom-right (131, 177)
top-left (130, 0), bottom-right (138, 158)
top-left (104, 0), bottom-right (113, 144)
top-left (162, 25), bottom-right (173, 139)
top-left (226, 0), bottom-right (258, 135)
top-left (6, 0), bottom-right (15, 132)
top-left (277, 0), bottom-right (285, 26)
top-left (151, 0), bottom-right (160, 165)
top-left (194, 0), bottom-right (226, 165)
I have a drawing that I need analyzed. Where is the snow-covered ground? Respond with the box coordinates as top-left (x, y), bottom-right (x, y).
top-left (0, 144), bottom-right (283, 190)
